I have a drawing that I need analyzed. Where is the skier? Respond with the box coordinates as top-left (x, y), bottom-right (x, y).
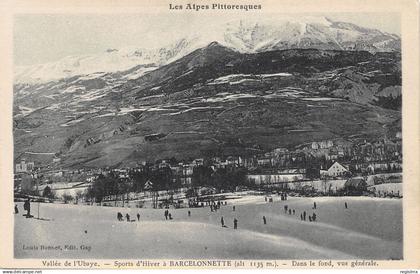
top-left (263, 216), bottom-right (267, 225)
top-left (303, 211), bottom-right (306, 221)
top-left (345, 202), bottom-right (348, 209)
top-left (221, 216), bottom-right (225, 227)
top-left (312, 212), bottom-right (316, 222)
top-left (137, 213), bottom-right (140, 221)
top-left (313, 202), bottom-right (317, 209)
top-left (14, 204), bottom-right (19, 214)
top-left (126, 213), bottom-right (130, 222)
top-left (233, 218), bottom-right (238, 229)
top-left (233, 205), bottom-right (236, 211)
top-left (188, 210), bottom-right (191, 217)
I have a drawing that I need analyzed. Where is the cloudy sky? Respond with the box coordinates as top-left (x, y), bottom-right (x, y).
top-left (14, 13), bottom-right (400, 66)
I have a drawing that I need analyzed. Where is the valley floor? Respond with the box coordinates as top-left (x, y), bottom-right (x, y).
top-left (14, 196), bottom-right (402, 259)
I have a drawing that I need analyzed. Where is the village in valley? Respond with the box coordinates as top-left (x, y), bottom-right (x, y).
top-left (14, 133), bottom-right (403, 207)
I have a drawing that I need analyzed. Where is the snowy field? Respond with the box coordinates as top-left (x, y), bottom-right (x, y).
top-left (368, 183), bottom-right (402, 195)
top-left (14, 196), bottom-right (402, 260)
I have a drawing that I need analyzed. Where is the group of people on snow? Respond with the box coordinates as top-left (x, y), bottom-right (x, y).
top-left (117, 212), bottom-right (141, 222)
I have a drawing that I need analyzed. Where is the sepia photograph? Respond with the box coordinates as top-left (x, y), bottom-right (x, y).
top-left (0, 0), bottom-right (417, 269)
top-left (10, 11), bottom-right (406, 261)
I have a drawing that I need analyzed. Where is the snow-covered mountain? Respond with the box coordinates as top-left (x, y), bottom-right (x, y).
top-left (14, 38), bottom-right (201, 84)
top-left (221, 17), bottom-right (400, 53)
top-left (15, 16), bottom-right (400, 84)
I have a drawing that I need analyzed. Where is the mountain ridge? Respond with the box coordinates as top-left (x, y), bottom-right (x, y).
top-left (15, 17), bottom-right (400, 84)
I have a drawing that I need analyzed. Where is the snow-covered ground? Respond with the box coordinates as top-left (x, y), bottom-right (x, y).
top-left (208, 73), bottom-right (292, 85)
top-left (302, 97), bottom-right (343, 101)
top-left (14, 196), bottom-right (402, 259)
top-left (368, 183), bottom-right (402, 195)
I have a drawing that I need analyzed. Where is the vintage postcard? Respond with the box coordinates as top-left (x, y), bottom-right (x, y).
top-left (0, 0), bottom-right (419, 270)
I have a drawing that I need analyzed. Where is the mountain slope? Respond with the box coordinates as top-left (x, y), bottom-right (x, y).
top-left (13, 43), bottom-right (401, 168)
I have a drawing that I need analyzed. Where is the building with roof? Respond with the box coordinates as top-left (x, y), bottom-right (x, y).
top-left (320, 162), bottom-right (349, 178)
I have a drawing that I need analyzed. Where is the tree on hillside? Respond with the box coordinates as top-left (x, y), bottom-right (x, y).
top-left (151, 166), bottom-right (173, 191)
top-left (306, 167), bottom-right (320, 180)
top-left (85, 185), bottom-right (95, 205)
top-left (75, 190), bottom-right (84, 204)
top-left (87, 173), bottom-right (117, 204)
top-left (129, 170), bottom-right (147, 193)
top-left (118, 177), bottom-right (130, 207)
top-left (185, 188), bottom-right (196, 198)
top-left (42, 185), bottom-right (55, 199)
top-left (211, 167), bottom-right (247, 192)
top-left (192, 166), bottom-right (213, 188)
top-left (62, 193), bottom-right (73, 204)
top-left (321, 178), bottom-right (329, 194)
top-left (20, 174), bottom-right (36, 195)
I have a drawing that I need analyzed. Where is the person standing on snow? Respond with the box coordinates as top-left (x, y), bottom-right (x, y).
top-left (23, 198), bottom-right (31, 218)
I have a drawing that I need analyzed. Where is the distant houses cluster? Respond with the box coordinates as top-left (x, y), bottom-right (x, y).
top-left (14, 136), bottom-right (402, 200)
top-left (15, 159), bottom-right (34, 173)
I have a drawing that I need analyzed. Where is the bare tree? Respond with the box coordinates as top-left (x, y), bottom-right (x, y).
top-left (75, 190), bottom-right (84, 204)
top-left (62, 193), bottom-right (74, 204)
